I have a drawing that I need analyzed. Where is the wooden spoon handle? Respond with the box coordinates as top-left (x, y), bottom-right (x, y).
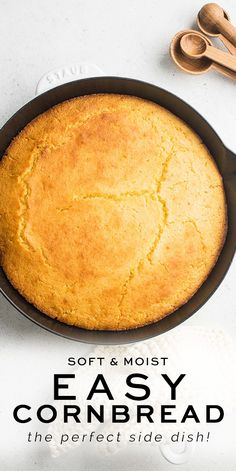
top-left (219, 17), bottom-right (236, 48)
top-left (213, 62), bottom-right (236, 81)
top-left (219, 34), bottom-right (236, 56)
top-left (206, 45), bottom-right (236, 72)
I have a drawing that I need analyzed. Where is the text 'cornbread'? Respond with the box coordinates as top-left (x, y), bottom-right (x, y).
top-left (0, 94), bottom-right (227, 330)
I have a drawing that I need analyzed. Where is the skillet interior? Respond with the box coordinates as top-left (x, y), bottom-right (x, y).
top-left (0, 77), bottom-right (235, 344)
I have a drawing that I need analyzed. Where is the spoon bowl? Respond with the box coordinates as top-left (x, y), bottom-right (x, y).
top-left (198, 3), bottom-right (230, 36)
top-left (180, 33), bottom-right (208, 59)
top-left (170, 30), bottom-right (212, 74)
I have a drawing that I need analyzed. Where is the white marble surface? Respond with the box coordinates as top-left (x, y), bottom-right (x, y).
top-left (0, 0), bottom-right (236, 470)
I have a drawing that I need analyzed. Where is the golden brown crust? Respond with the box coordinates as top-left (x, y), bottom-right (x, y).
top-left (0, 94), bottom-right (227, 330)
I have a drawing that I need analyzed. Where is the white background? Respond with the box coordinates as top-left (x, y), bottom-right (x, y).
top-left (0, 0), bottom-right (236, 470)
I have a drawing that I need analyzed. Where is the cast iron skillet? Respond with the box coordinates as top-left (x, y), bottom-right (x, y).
top-left (0, 77), bottom-right (235, 344)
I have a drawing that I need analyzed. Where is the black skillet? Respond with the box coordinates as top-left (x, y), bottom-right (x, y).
top-left (0, 77), bottom-right (235, 344)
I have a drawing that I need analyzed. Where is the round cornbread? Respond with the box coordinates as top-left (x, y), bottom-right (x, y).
top-left (0, 94), bottom-right (227, 330)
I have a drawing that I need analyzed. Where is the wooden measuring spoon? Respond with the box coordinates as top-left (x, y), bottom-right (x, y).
top-left (180, 32), bottom-right (236, 72)
top-left (198, 3), bottom-right (236, 52)
top-left (197, 4), bottom-right (236, 55)
top-left (170, 30), bottom-right (236, 80)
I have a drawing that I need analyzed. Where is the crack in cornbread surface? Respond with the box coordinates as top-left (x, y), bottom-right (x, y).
top-left (0, 94), bottom-right (227, 330)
